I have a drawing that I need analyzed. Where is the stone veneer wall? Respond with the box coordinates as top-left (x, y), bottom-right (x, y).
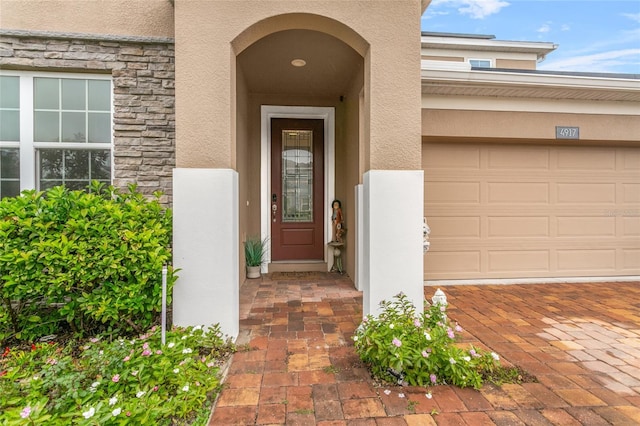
top-left (0, 31), bottom-right (175, 205)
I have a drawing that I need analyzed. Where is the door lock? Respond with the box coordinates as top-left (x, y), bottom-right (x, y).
top-left (272, 194), bottom-right (278, 222)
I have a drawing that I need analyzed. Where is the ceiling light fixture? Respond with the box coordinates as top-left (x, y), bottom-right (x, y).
top-left (291, 58), bottom-right (306, 67)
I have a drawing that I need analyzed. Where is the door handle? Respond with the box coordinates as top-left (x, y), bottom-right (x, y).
top-left (272, 194), bottom-right (278, 222)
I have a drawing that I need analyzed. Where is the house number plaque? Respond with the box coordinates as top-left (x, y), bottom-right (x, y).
top-left (556, 126), bottom-right (579, 139)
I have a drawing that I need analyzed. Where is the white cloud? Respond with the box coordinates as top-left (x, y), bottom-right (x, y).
top-left (430, 0), bottom-right (510, 19)
top-left (539, 48), bottom-right (640, 73)
top-left (561, 24), bottom-right (570, 32)
top-left (621, 12), bottom-right (640, 23)
top-left (537, 23), bottom-right (551, 34)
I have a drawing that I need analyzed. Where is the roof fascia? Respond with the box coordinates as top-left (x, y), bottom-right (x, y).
top-left (421, 68), bottom-right (640, 101)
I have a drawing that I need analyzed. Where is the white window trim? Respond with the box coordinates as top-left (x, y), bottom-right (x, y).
top-left (0, 70), bottom-right (114, 192)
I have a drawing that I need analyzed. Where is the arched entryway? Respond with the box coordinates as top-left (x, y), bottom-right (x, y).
top-left (233, 18), bottom-right (365, 279)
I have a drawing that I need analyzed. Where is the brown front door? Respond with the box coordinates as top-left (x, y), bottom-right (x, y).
top-left (271, 118), bottom-right (324, 260)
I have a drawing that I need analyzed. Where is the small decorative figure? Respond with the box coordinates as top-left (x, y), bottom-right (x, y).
top-left (331, 199), bottom-right (344, 242)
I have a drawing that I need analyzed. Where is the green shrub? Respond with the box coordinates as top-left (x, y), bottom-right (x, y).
top-left (0, 325), bottom-right (235, 425)
top-left (0, 182), bottom-right (177, 343)
top-left (353, 293), bottom-right (500, 389)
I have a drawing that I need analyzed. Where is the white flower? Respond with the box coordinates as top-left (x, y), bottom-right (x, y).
top-left (383, 389), bottom-right (391, 395)
top-left (398, 393), bottom-right (405, 398)
top-left (131, 370), bottom-right (138, 376)
top-left (491, 352), bottom-right (500, 361)
top-left (193, 325), bottom-right (202, 331)
top-left (182, 385), bottom-right (189, 392)
top-left (109, 397), bottom-right (118, 406)
top-left (32, 376), bottom-right (39, 381)
top-left (424, 332), bottom-right (431, 341)
top-left (173, 368), bottom-right (180, 374)
top-left (136, 391), bottom-right (146, 398)
top-left (353, 336), bottom-right (358, 341)
top-left (182, 348), bottom-right (193, 354)
top-left (463, 356), bottom-right (471, 362)
top-left (449, 357), bottom-right (456, 364)
top-left (99, 350), bottom-right (104, 355)
top-left (82, 407), bottom-right (95, 419)
top-left (389, 324), bottom-right (394, 329)
top-left (181, 335), bottom-right (188, 340)
top-left (167, 342), bottom-right (175, 348)
top-left (112, 407), bottom-right (122, 416)
top-left (425, 392), bottom-right (432, 399)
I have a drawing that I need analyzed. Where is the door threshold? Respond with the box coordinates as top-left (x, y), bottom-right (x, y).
top-left (268, 261), bottom-right (327, 272)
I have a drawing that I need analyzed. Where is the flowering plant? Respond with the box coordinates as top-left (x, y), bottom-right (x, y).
top-left (353, 293), bottom-right (499, 389)
top-left (0, 325), bottom-right (235, 425)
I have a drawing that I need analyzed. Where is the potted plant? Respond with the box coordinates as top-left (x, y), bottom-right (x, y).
top-left (244, 235), bottom-right (268, 279)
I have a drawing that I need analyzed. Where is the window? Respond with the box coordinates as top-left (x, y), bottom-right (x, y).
top-left (0, 76), bottom-right (20, 198)
top-left (468, 59), bottom-right (492, 68)
top-left (0, 72), bottom-right (112, 198)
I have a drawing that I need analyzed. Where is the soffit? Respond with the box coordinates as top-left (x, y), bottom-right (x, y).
top-left (422, 69), bottom-right (640, 102)
top-left (237, 29), bottom-right (362, 97)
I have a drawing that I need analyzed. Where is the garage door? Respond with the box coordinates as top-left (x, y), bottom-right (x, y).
top-left (423, 143), bottom-right (640, 280)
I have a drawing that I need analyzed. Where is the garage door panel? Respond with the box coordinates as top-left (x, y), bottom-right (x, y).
top-left (488, 216), bottom-right (549, 237)
top-left (426, 251), bottom-right (480, 273)
top-left (623, 249), bottom-right (640, 272)
top-left (488, 147), bottom-right (549, 169)
top-left (423, 144), bottom-right (480, 169)
top-left (557, 216), bottom-right (616, 237)
top-left (488, 250), bottom-right (550, 272)
top-left (429, 216), bottom-right (480, 238)
top-left (623, 216), bottom-right (640, 236)
top-left (424, 143), bottom-right (640, 280)
top-left (557, 148), bottom-right (616, 170)
top-left (623, 184), bottom-right (640, 203)
top-left (557, 249), bottom-right (616, 272)
top-left (622, 150), bottom-right (640, 170)
top-left (426, 182), bottom-right (480, 203)
top-left (489, 182), bottom-right (549, 203)
top-left (557, 183), bottom-right (616, 204)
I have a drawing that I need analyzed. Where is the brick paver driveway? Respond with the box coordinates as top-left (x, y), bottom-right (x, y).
top-left (210, 275), bottom-right (640, 425)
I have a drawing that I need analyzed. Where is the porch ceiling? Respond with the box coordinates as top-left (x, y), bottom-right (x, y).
top-left (237, 29), bottom-right (362, 98)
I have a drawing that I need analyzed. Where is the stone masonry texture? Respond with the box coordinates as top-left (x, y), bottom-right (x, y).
top-left (0, 34), bottom-right (176, 205)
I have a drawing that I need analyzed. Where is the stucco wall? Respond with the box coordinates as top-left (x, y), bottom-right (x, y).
top-left (422, 109), bottom-right (640, 144)
top-left (174, 0), bottom-right (422, 171)
top-left (1, 0), bottom-right (174, 38)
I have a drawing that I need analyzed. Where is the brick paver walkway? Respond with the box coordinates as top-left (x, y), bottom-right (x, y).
top-left (209, 275), bottom-right (640, 425)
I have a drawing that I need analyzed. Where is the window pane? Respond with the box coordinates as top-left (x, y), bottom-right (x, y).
top-left (64, 180), bottom-right (88, 191)
top-left (1, 181), bottom-right (20, 199)
top-left (88, 80), bottom-right (110, 111)
top-left (34, 111), bottom-right (60, 142)
top-left (281, 130), bottom-right (313, 223)
top-left (39, 149), bottom-right (111, 191)
top-left (88, 112), bottom-right (111, 143)
top-left (0, 110), bottom-right (20, 141)
top-left (62, 112), bottom-right (85, 142)
top-left (40, 149), bottom-right (63, 179)
top-left (34, 78), bottom-right (59, 109)
top-left (40, 180), bottom-right (62, 191)
top-left (0, 76), bottom-right (19, 108)
top-left (64, 150), bottom-right (89, 179)
top-left (62, 79), bottom-right (86, 110)
top-left (91, 150), bottom-right (111, 180)
top-left (1, 148), bottom-right (19, 178)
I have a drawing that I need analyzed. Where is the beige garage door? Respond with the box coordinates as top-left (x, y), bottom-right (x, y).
top-left (423, 143), bottom-right (640, 280)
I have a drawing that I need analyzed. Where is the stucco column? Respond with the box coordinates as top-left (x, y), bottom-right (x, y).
top-left (172, 169), bottom-right (239, 338)
top-left (363, 170), bottom-right (424, 316)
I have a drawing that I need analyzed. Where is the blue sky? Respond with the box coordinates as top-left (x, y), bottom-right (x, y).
top-left (422, 0), bottom-right (640, 74)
